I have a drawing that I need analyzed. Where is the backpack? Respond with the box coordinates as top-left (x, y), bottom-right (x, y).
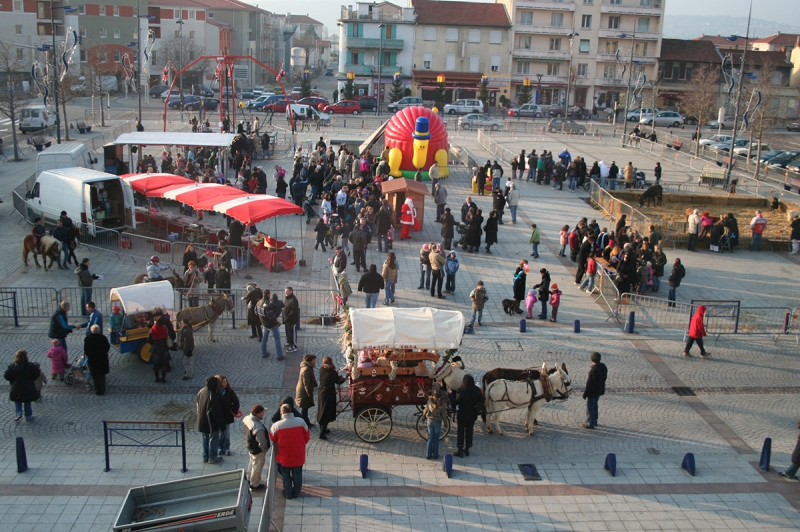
top-left (255, 298), bottom-right (277, 320)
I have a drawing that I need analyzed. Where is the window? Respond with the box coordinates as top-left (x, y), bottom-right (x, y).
top-left (603, 65), bottom-right (616, 78)
top-left (114, 50), bottom-right (120, 62)
top-left (113, 5), bottom-right (119, 16)
top-left (100, 28), bottom-right (107, 38)
top-left (610, 0), bottom-right (621, 4)
top-left (16, 48), bottom-right (23, 60)
top-left (468, 29), bottom-right (480, 43)
top-left (517, 61), bottom-right (530, 74)
top-left (100, 49), bottom-right (108, 62)
top-left (490, 56), bottom-right (500, 72)
top-left (424, 27), bottom-right (436, 41)
top-left (207, 12), bottom-right (214, 19)
top-left (113, 28), bottom-right (120, 39)
top-left (577, 63), bottom-right (588, 77)
top-left (446, 28), bottom-right (458, 41)
top-left (608, 16), bottom-right (620, 29)
top-left (584, 0), bottom-right (593, 3)
top-left (549, 38), bottom-right (561, 51)
top-left (80, 49), bottom-right (87, 62)
top-left (579, 39), bottom-right (590, 53)
top-left (446, 53), bottom-right (455, 70)
top-left (423, 52), bottom-right (432, 69)
top-left (174, 30), bottom-right (180, 38)
top-left (13, 0), bottom-right (22, 11)
top-left (519, 36), bottom-right (531, 49)
top-left (80, 27), bottom-right (86, 38)
top-left (489, 30), bottom-right (502, 44)
top-left (189, 30), bottom-right (195, 39)
top-left (662, 61), bottom-right (673, 79)
top-left (640, 0), bottom-right (652, 6)
top-left (638, 18), bottom-right (650, 32)
top-left (772, 70), bottom-right (783, 85)
top-left (551, 13), bottom-right (563, 27)
top-left (383, 25), bottom-right (393, 39)
top-left (605, 41), bottom-right (618, 53)
top-left (37, 3), bottom-right (45, 18)
top-left (547, 63), bottom-right (559, 76)
top-left (519, 11), bottom-right (532, 25)
top-left (469, 55), bottom-right (479, 72)
top-left (634, 42), bottom-right (648, 56)
top-left (15, 25), bottom-right (22, 35)
top-left (348, 23), bottom-right (361, 38)
top-left (351, 51), bottom-right (359, 64)
top-left (189, 10), bottom-right (195, 19)
top-left (581, 15), bottom-right (592, 29)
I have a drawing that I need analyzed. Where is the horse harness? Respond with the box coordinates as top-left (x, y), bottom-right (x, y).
top-left (188, 299), bottom-right (224, 330)
top-left (488, 375), bottom-right (553, 415)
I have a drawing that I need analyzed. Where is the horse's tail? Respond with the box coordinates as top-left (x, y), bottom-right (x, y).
top-left (22, 238), bottom-right (29, 262)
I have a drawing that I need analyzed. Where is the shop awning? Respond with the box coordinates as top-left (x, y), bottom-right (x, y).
top-left (114, 132), bottom-right (237, 148)
top-left (122, 173), bottom-right (195, 194)
top-left (209, 195), bottom-right (303, 225)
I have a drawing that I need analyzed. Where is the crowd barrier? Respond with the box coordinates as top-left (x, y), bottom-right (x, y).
top-left (589, 181), bottom-right (654, 235)
top-left (594, 269), bottom-right (622, 321)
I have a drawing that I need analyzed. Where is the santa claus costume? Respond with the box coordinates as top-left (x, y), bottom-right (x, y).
top-left (400, 197), bottom-right (416, 240)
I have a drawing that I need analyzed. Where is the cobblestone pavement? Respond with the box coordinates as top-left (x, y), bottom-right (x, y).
top-left (1, 125), bottom-right (800, 531)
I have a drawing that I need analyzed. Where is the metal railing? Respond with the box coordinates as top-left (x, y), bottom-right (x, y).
top-left (594, 268), bottom-right (621, 320)
top-left (618, 293), bottom-right (695, 332)
top-left (102, 420), bottom-right (187, 473)
top-left (257, 447), bottom-right (279, 532)
top-left (0, 288), bottom-right (61, 320)
top-left (589, 180), bottom-right (653, 234)
top-left (121, 232), bottom-right (175, 264)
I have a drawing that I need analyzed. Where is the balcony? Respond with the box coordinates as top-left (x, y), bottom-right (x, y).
top-left (346, 38), bottom-right (404, 50)
top-left (342, 64), bottom-right (404, 75)
top-left (600, 3), bottom-right (663, 17)
top-left (514, 25), bottom-right (575, 36)
top-left (516, 0), bottom-right (576, 11)
top-left (513, 73), bottom-right (568, 85)
top-left (598, 29), bottom-right (661, 41)
top-left (513, 48), bottom-right (571, 61)
top-left (594, 77), bottom-right (626, 87)
top-left (596, 52), bottom-right (657, 64)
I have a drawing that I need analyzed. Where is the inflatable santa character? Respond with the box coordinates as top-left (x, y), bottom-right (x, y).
top-left (400, 197), bottom-right (416, 240)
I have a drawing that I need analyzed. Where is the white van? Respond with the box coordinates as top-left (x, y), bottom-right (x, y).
top-left (286, 103), bottom-right (331, 125)
top-left (19, 105), bottom-right (56, 133)
top-left (36, 143), bottom-right (98, 177)
top-left (23, 168), bottom-right (136, 230)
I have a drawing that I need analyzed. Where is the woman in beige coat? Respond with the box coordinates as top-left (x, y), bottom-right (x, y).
top-left (381, 252), bottom-right (399, 306)
top-left (295, 354), bottom-right (317, 428)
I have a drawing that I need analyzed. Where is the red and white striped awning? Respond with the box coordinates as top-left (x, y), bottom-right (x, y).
top-left (210, 195), bottom-right (303, 225)
top-left (123, 173), bottom-right (194, 194)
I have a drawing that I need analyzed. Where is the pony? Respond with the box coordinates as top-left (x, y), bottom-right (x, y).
top-left (22, 235), bottom-right (61, 270)
top-left (175, 293), bottom-right (233, 342)
top-left (484, 362), bottom-right (571, 436)
top-left (433, 356), bottom-right (466, 391)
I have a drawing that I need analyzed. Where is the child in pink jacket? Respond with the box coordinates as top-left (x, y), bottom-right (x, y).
top-left (549, 284), bottom-right (562, 323)
top-left (46, 338), bottom-right (70, 381)
top-left (558, 225), bottom-right (569, 257)
top-left (525, 289), bottom-right (538, 319)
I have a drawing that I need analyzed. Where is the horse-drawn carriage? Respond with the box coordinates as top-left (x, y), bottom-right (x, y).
top-left (338, 307), bottom-right (464, 443)
top-left (110, 281), bottom-right (175, 362)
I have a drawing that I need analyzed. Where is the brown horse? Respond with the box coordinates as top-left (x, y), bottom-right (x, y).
top-left (22, 235), bottom-right (61, 270)
top-left (175, 294), bottom-right (233, 342)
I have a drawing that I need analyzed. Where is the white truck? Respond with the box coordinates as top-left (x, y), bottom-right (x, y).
top-left (19, 105), bottom-right (56, 133)
top-left (36, 142), bottom-right (98, 175)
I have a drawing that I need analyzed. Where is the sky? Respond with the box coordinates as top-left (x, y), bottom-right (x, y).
top-left (243, 0), bottom-right (793, 40)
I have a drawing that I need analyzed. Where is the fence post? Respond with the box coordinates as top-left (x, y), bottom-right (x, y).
top-left (12, 292), bottom-right (19, 328)
top-left (180, 421), bottom-right (187, 473)
top-left (103, 420), bottom-right (111, 472)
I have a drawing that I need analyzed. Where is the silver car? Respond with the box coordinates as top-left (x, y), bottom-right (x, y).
top-left (640, 111), bottom-right (684, 127)
top-left (458, 114), bottom-right (503, 131)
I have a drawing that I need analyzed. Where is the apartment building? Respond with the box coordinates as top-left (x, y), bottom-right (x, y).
top-left (337, 2), bottom-right (416, 98)
top-left (411, 0), bottom-right (512, 104)
top-left (496, 0), bottom-right (665, 112)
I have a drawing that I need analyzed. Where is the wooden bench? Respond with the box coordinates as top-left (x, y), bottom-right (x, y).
top-left (715, 156), bottom-right (736, 169)
top-left (28, 135), bottom-right (52, 152)
top-left (668, 139), bottom-right (683, 151)
top-left (76, 120), bottom-right (92, 134)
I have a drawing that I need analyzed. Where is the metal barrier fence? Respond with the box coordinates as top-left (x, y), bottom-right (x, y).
top-left (618, 293), bottom-right (697, 333)
top-left (0, 292), bottom-right (20, 327)
top-left (120, 232), bottom-right (175, 264)
top-left (589, 180), bottom-right (653, 235)
top-left (169, 241), bottom-right (248, 272)
top-left (594, 269), bottom-right (621, 320)
top-left (0, 288), bottom-right (61, 320)
top-left (257, 447), bottom-right (279, 532)
top-left (102, 420), bottom-right (187, 473)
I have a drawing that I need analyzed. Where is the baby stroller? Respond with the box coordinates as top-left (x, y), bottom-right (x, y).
top-left (64, 354), bottom-right (93, 392)
top-left (634, 170), bottom-right (646, 189)
top-left (302, 199), bottom-right (318, 225)
top-left (456, 222), bottom-right (470, 250)
top-left (326, 213), bottom-right (340, 248)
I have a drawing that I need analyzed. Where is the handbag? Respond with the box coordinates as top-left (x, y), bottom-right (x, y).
top-left (166, 336), bottom-right (174, 348)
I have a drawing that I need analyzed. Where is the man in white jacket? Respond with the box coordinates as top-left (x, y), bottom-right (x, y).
top-left (243, 405), bottom-right (270, 491)
top-left (687, 209), bottom-right (701, 252)
top-left (506, 184), bottom-right (521, 225)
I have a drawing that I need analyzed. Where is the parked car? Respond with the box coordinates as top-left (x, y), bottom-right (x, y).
top-left (508, 104), bottom-right (544, 118)
top-left (149, 85), bottom-right (169, 98)
top-left (160, 88), bottom-right (182, 101)
top-left (241, 89), bottom-right (256, 100)
top-left (248, 95), bottom-right (272, 109)
top-left (458, 114), bottom-right (503, 131)
top-left (252, 86), bottom-right (266, 95)
top-left (290, 87), bottom-right (303, 97)
top-left (443, 99), bottom-right (484, 115)
top-left (767, 150), bottom-right (800, 169)
top-left (550, 106), bottom-right (591, 119)
top-left (683, 114), bottom-right (699, 125)
top-left (640, 111), bottom-right (684, 127)
top-left (197, 85), bottom-right (214, 97)
top-left (287, 103), bottom-right (332, 125)
top-left (733, 142), bottom-right (770, 157)
top-left (297, 96), bottom-right (330, 110)
top-left (786, 122), bottom-right (800, 132)
top-left (221, 87), bottom-right (235, 97)
top-left (323, 100), bottom-right (362, 115)
top-left (546, 118), bottom-right (587, 134)
top-left (355, 97), bottom-right (377, 112)
top-left (706, 119), bottom-right (731, 129)
top-left (265, 95), bottom-right (290, 113)
top-left (699, 134), bottom-right (732, 147)
top-left (324, 68), bottom-right (334, 76)
top-left (708, 138), bottom-right (749, 152)
top-left (753, 149), bottom-right (786, 164)
top-left (387, 96), bottom-right (424, 112)
top-left (175, 96), bottom-right (218, 111)
top-left (627, 108), bottom-right (658, 121)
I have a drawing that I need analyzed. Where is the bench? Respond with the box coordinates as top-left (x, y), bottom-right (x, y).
top-left (668, 139), bottom-right (683, 151)
top-left (715, 156), bottom-right (736, 169)
top-left (76, 120), bottom-right (92, 134)
top-left (28, 135), bottom-right (52, 152)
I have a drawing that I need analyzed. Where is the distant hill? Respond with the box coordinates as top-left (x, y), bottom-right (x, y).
top-left (663, 15), bottom-right (800, 41)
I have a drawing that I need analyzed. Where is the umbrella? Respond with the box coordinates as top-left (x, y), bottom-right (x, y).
top-left (123, 173), bottom-right (195, 194)
top-left (210, 195), bottom-right (303, 225)
top-left (165, 184), bottom-right (248, 209)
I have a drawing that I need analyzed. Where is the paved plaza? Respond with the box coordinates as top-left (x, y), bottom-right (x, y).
top-left (0, 121), bottom-right (799, 531)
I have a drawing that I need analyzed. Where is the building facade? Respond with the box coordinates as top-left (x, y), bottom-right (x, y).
top-left (496, 0), bottom-right (665, 113)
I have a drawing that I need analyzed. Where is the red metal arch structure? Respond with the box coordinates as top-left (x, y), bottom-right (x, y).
top-left (162, 54), bottom-right (295, 135)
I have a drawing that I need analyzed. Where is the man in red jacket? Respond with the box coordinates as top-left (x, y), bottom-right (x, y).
top-left (684, 305), bottom-right (709, 358)
top-left (269, 403), bottom-right (310, 499)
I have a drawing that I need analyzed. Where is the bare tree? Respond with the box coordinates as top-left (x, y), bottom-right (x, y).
top-left (0, 41), bottom-right (30, 161)
top-left (157, 34), bottom-right (207, 90)
top-left (746, 60), bottom-right (782, 179)
top-left (293, 26), bottom-right (319, 70)
top-left (84, 43), bottom-right (123, 127)
top-left (679, 66), bottom-right (719, 156)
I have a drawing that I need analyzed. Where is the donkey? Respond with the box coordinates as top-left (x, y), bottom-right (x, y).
top-left (175, 294), bottom-right (233, 342)
top-left (638, 184), bottom-right (663, 208)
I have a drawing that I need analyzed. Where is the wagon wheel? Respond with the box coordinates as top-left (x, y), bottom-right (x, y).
top-left (354, 407), bottom-right (392, 443)
top-left (415, 415), bottom-right (451, 441)
top-left (139, 342), bottom-right (152, 363)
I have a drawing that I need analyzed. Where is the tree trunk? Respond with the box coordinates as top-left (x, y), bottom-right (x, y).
top-left (62, 98), bottom-right (71, 141)
top-left (100, 92), bottom-right (106, 127)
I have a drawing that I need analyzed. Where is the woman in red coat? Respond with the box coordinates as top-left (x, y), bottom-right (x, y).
top-left (684, 305), bottom-right (708, 358)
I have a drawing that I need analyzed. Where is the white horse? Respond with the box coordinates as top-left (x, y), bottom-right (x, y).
top-left (433, 356), bottom-right (466, 391)
top-left (485, 362), bottom-right (571, 436)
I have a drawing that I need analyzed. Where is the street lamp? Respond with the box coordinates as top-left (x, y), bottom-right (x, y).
top-left (566, 32), bottom-right (579, 117)
top-left (480, 75), bottom-right (489, 117)
top-left (176, 18), bottom-right (185, 118)
top-left (48, 2), bottom-right (77, 144)
top-left (133, 6), bottom-right (157, 129)
top-left (377, 23), bottom-right (385, 117)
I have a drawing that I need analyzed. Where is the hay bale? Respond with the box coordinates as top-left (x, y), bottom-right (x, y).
top-left (788, 210), bottom-right (799, 222)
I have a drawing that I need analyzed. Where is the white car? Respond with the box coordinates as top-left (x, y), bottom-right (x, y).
top-left (508, 104), bottom-right (545, 118)
top-left (458, 114), bottom-right (503, 130)
top-left (640, 111), bottom-right (684, 127)
top-left (699, 134), bottom-right (732, 147)
top-left (707, 138), bottom-right (749, 152)
top-left (734, 142), bottom-right (770, 157)
top-left (443, 99), bottom-right (484, 115)
top-left (627, 108), bottom-right (658, 121)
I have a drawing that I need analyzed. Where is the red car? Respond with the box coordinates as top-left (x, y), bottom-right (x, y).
top-left (265, 95), bottom-right (290, 113)
top-left (297, 97), bottom-right (329, 110)
top-left (323, 100), bottom-right (362, 115)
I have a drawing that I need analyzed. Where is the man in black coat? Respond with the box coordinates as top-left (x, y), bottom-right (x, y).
top-left (461, 196), bottom-right (476, 224)
top-left (196, 376), bottom-right (226, 463)
top-left (349, 223), bottom-right (368, 272)
top-left (357, 264), bottom-right (385, 309)
top-left (283, 288), bottom-right (300, 353)
top-left (533, 268), bottom-right (551, 320)
top-left (440, 208), bottom-right (455, 250)
top-left (575, 235), bottom-right (596, 284)
top-left (454, 374), bottom-right (482, 457)
top-left (582, 352), bottom-right (608, 429)
top-left (375, 208), bottom-right (392, 253)
top-left (84, 325), bottom-right (110, 395)
top-left (492, 189), bottom-right (506, 225)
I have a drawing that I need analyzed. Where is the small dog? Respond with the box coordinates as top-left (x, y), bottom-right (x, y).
top-left (502, 299), bottom-right (521, 315)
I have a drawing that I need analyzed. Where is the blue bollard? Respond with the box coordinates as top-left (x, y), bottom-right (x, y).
top-left (604, 453), bottom-right (616, 477)
top-left (442, 454), bottom-right (453, 478)
top-left (625, 311), bottom-right (635, 334)
top-left (760, 438), bottom-right (772, 471)
top-left (574, 319), bottom-right (581, 333)
top-left (16, 437), bottom-right (27, 473)
top-left (681, 452), bottom-right (695, 476)
top-left (519, 319), bottom-right (526, 333)
top-left (359, 454), bottom-right (368, 478)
